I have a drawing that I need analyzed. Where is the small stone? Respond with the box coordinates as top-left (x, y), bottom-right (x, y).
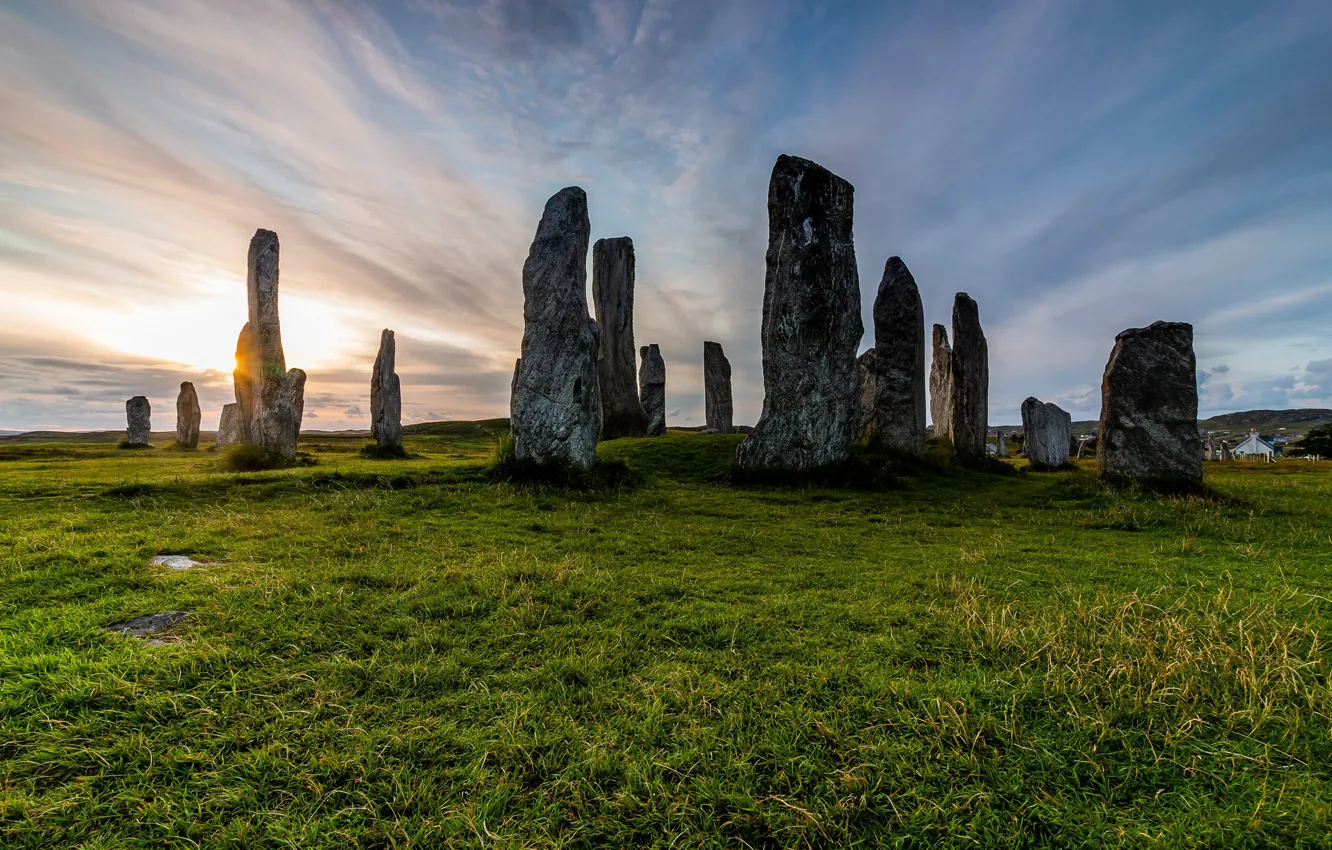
top-left (125, 396), bottom-right (151, 447)
top-left (929, 324), bottom-right (952, 438)
top-left (593, 237), bottom-right (649, 439)
top-left (371, 329), bottom-right (403, 452)
top-left (216, 403), bottom-right (242, 448)
top-left (947, 294), bottom-right (988, 461)
top-left (855, 348), bottom-right (876, 442)
top-left (151, 555), bottom-right (201, 571)
top-left (871, 257), bottom-right (926, 455)
top-left (1021, 397), bottom-right (1072, 469)
top-left (108, 611), bottom-right (188, 639)
top-left (1096, 321), bottom-right (1202, 491)
top-left (510, 187), bottom-right (600, 470)
top-left (703, 341), bottom-right (733, 434)
top-left (176, 382), bottom-right (201, 448)
top-left (736, 154), bottom-right (862, 473)
top-left (639, 344), bottom-right (667, 437)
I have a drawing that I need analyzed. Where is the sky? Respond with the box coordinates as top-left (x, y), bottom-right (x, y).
top-left (2, 0), bottom-right (1331, 432)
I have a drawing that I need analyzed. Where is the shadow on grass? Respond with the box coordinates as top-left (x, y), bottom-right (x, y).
top-left (359, 443), bottom-right (412, 460)
top-left (217, 443), bottom-right (317, 472)
top-left (487, 434), bottom-right (641, 491)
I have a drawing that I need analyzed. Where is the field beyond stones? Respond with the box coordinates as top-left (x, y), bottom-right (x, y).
top-left (2, 432), bottom-right (1331, 848)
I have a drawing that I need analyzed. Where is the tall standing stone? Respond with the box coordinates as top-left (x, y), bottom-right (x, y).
top-left (125, 396), bottom-right (151, 447)
top-left (216, 403), bottom-right (241, 448)
top-left (233, 323), bottom-right (257, 444)
top-left (593, 237), bottom-right (649, 440)
top-left (175, 382), bottom-right (201, 448)
top-left (1097, 321), bottom-right (1201, 491)
top-left (995, 431), bottom-right (1007, 458)
top-left (510, 187), bottom-right (600, 470)
top-left (736, 155), bottom-right (861, 473)
top-left (1021, 396), bottom-right (1072, 469)
top-left (929, 324), bottom-right (952, 437)
top-left (947, 294), bottom-right (988, 461)
top-left (243, 229), bottom-right (306, 463)
top-left (855, 348), bottom-right (876, 442)
top-left (639, 344), bottom-right (667, 437)
top-left (370, 329), bottom-right (403, 453)
top-left (872, 257), bottom-right (926, 455)
top-left (703, 341), bottom-right (733, 434)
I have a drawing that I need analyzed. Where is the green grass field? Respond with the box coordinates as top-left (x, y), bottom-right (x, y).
top-left (2, 432), bottom-right (1331, 848)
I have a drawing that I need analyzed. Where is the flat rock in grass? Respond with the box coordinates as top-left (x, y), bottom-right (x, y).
top-left (151, 555), bottom-right (202, 570)
top-left (125, 396), bottom-right (151, 446)
top-left (108, 611), bottom-right (188, 640)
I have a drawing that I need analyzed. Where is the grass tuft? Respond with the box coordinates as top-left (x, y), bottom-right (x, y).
top-left (115, 439), bottom-right (151, 450)
top-left (488, 433), bottom-right (639, 489)
top-left (359, 442), bottom-right (410, 459)
top-left (217, 442), bottom-right (317, 471)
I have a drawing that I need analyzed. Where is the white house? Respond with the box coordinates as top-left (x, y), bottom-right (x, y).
top-left (1232, 429), bottom-right (1276, 460)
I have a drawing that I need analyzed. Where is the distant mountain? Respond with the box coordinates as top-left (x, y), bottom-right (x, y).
top-left (992, 408), bottom-right (1332, 436)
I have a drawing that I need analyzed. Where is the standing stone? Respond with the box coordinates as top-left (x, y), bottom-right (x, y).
top-left (703, 341), bottom-right (733, 434)
top-left (639, 344), bottom-right (667, 437)
top-left (125, 396), bottom-right (151, 447)
top-left (216, 403), bottom-right (242, 448)
top-left (1096, 321), bottom-right (1202, 491)
top-left (855, 348), bottom-right (876, 442)
top-left (929, 324), bottom-right (952, 437)
top-left (370, 329), bottom-right (403, 453)
top-left (593, 237), bottom-right (649, 440)
top-left (872, 257), bottom-right (926, 455)
top-left (1220, 442), bottom-right (1233, 462)
top-left (995, 431), bottom-right (1007, 458)
top-left (1021, 396), bottom-right (1072, 469)
top-left (510, 187), bottom-right (600, 470)
top-left (175, 382), bottom-right (201, 448)
top-left (232, 323), bottom-right (257, 445)
top-left (736, 155), bottom-right (861, 473)
top-left (243, 229), bottom-right (306, 463)
top-left (947, 294), bottom-right (988, 461)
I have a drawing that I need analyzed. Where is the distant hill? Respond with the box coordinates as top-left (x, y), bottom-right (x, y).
top-left (994, 409), bottom-right (1332, 436)
top-left (403, 418), bottom-right (510, 437)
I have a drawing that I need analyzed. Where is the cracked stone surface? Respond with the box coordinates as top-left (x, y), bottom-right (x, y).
top-left (151, 555), bottom-right (202, 571)
top-left (108, 611), bottom-right (189, 640)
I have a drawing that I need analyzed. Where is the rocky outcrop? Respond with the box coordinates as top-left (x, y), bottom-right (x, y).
top-left (175, 382), bottom-right (201, 448)
top-left (593, 237), bottom-right (648, 440)
top-left (929, 324), bottom-right (952, 438)
top-left (703, 341), bottom-right (733, 434)
top-left (871, 257), bottom-right (925, 455)
top-left (947, 294), bottom-right (988, 461)
top-left (510, 187), bottom-right (600, 470)
top-left (1096, 321), bottom-right (1201, 491)
top-left (736, 155), bottom-right (861, 473)
top-left (1021, 396), bottom-right (1071, 469)
top-left (216, 403), bottom-right (241, 448)
top-left (855, 348), bottom-right (876, 442)
top-left (639, 344), bottom-right (667, 437)
top-left (370, 329), bottom-right (403, 453)
top-left (125, 396), bottom-right (151, 447)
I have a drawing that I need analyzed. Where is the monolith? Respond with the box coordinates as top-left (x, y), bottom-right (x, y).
top-left (929, 324), bottom-right (952, 437)
top-left (639, 344), bottom-right (667, 437)
top-left (947, 294), bottom-right (988, 461)
top-left (1096, 321), bottom-right (1201, 491)
top-left (736, 155), bottom-right (861, 472)
top-left (855, 348), bottom-right (876, 442)
top-left (1021, 396), bottom-right (1071, 469)
top-left (703, 341), bottom-right (733, 434)
top-left (995, 431), bottom-right (1007, 458)
top-left (175, 382), bottom-right (201, 448)
top-left (593, 237), bottom-right (648, 439)
top-left (872, 257), bottom-right (926, 455)
top-left (370, 329), bottom-right (403, 453)
top-left (233, 323), bottom-right (257, 444)
top-left (243, 229), bottom-right (306, 463)
top-left (125, 396), bottom-right (151, 447)
top-left (510, 187), bottom-right (600, 470)
top-left (216, 403), bottom-right (241, 448)
top-left (1220, 442), bottom-right (1232, 462)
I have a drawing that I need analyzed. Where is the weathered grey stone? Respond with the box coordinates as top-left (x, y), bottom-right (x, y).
top-left (736, 155), bottom-right (861, 473)
top-left (947, 294), bottom-right (988, 461)
top-left (245, 230), bottom-right (305, 462)
top-left (995, 431), bottom-right (1007, 458)
top-left (929, 324), bottom-right (952, 438)
top-left (510, 187), bottom-right (600, 470)
top-left (370, 328), bottom-right (403, 452)
top-left (855, 348), bottom-right (876, 442)
top-left (108, 611), bottom-right (188, 640)
top-left (216, 403), bottom-right (242, 448)
top-left (232, 323), bottom-right (257, 444)
top-left (125, 396), bottom-right (150, 446)
top-left (1021, 396), bottom-right (1072, 469)
top-left (1096, 321), bottom-right (1201, 491)
top-left (872, 257), bottom-right (926, 455)
top-left (1220, 442), bottom-right (1233, 462)
top-left (151, 555), bottom-right (201, 571)
top-left (175, 382), bottom-right (201, 448)
top-left (703, 341), bottom-right (733, 434)
top-left (593, 237), bottom-right (648, 439)
top-left (639, 344), bottom-right (667, 437)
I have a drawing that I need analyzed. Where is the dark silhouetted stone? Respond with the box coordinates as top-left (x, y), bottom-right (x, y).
top-left (1097, 321), bottom-right (1201, 491)
top-left (510, 187), bottom-right (600, 470)
top-left (125, 396), bottom-right (151, 447)
top-left (1022, 396), bottom-right (1071, 469)
top-left (929, 324), bottom-right (952, 437)
top-left (175, 382), bottom-right (201, 448)
top-left (639, 344), bottom-right (666, 437)
top-left (872, 257), bottom-right (925, 455)
top-left (593, 237), bottom-right (648, 439)
top-left (855, 348), bottom-right (876, 442)
top-left (371, 329), bottom-right (402, 453)
top-left (736, 155), bottom-right (861, 473)
top-left (947, 294), bottom-right (988, 461)
top-left (703, 341), bottom-right (733, 434)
